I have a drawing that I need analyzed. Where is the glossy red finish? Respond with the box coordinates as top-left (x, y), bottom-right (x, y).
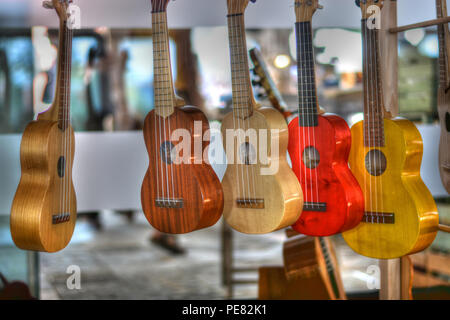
top-left (288, 114), bottom-right (364, 236)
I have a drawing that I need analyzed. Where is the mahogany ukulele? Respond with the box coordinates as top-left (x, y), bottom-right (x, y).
top-left (141, 0), bottom-right (224, 234)
top-left (288, 0), bottom-right (364, 236)
top-left (221, 0), bottom-right (303, 234)
top-left (436, 0), bottom-right (450, 193)
top-left (10, 0), bottom-right (77, 252)
top-left (343, 0), bottom-right (439, 259)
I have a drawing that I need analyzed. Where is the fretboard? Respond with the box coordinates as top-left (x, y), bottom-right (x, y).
top-left (152, 11), bottom-right (175, 117)
top-left (362, 19), bottom-right (385, 148)
top-left (227, 13), bottom-right (254, 119)
top-left (56, 20), bottom-right (73, 131)
top-left (296, 21), bottom-right (318, 127)
top-left (436, 0), bottom-right (449, 88)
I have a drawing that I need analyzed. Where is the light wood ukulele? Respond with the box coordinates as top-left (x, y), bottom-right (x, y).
top-left (436, 0), bottom-right (450, 194)
top-left (141, 0), bottom-right (224, 234)
top-left (10, 0), bottom-right (77, 253)
top-left (221, 0), bottom-right (303, 234)
top-left (343, 0), bottom-right (439, 259)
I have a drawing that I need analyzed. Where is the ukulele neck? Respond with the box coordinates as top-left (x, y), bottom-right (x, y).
top-left (152, 10), bottom-right (175, 117)
top-left (227, 12), bottom-right (254, 119)
top-left (362, 19), bottom-right (385, 148)
top-left (296, 21), bottom-right (318, 127)
top-left (45, 19), bottom-right (72, 130)
top-left (436, 0), bottom-right (450, 88)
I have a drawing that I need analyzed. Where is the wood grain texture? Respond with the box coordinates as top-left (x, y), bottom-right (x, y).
top-left (342, 119), bottom-right (439, 259)
top-left (258, 266), bottom-right (330, 300)
top-left (10, 121), bottom-right (76, 252)
top-left (282, 235), bottom-right (346, 300)
top-left (221, 107), bottom-right (303, 234)
top-left (288, 115), bottom-right (364, 236)
top-left (141, 107), bottom-right (224, 234)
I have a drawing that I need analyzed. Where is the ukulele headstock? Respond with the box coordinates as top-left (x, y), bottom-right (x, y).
top-left (227, 0), bottom-right (256, 15)
top-left (151, 0), bottom-right (170, 13)
top-left (295, 0), bottom-right (323, 23)
top-left (43, 0), bottom-right (73, 21)
top-left (356, 0), bottom-right (384, 19)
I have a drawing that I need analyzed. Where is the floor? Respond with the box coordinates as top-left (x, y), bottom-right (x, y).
top-left (39, 210), bottom-right (381, 300)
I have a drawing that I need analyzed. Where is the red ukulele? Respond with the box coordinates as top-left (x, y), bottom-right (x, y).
top-left (287, 0), bottom-right (364, 236)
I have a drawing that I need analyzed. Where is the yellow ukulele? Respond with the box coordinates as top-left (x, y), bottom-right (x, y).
top-left (10, 0), bottom-right (77, 252)
top-left (343, 0), bottom-right (439, 259)
top-left (221, 0), bottom-right (303, 234)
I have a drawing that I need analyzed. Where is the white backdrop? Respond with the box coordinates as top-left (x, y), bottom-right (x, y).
top-left (0, 125), bottom-right (447, 215)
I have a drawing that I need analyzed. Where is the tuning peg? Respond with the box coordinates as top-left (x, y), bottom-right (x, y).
top-left (317, 4), bottom-right (324, 9)
top-left (42, 1), bottom-right (54, 9)
top-left (355, 0), bottom-right (361, 8)
top-left (252, 79), bottom-right (261, 86)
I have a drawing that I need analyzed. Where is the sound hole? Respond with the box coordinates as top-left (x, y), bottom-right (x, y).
top-left (239, 142), bottom-right (256, 165)
top-left (160, 141), bottom-right (176, 165)
top-left (365, 149), bottom-right (387, 176)
top-left (57, 156), bottom-right (65, 178)
top-left (446, 112), bottom-right (450, 132)
top-left (302, 146), bottom-right (320, 169)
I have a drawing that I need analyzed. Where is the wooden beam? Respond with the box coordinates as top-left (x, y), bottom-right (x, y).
top-left (389, 16), bottom-right (450, 33)
top-left (379, 259), bottom-right (401, 300)
top-left (380, 0), bottom-right (398, 118)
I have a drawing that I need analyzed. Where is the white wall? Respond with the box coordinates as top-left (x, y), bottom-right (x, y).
top-left (1, 0), bottom-right (448, 29)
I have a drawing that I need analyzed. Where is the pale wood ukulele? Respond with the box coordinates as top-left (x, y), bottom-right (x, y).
top-left (10, 0), bottom-right (77, 252)
top-left (436, 0), bottom-right (450, 194)
top-left (221, 0), bottom-right (303, 234)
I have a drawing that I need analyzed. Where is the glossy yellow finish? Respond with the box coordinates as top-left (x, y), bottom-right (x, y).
top-left (221, 107), bottom-right (303, 234)
top-left (343, 119), bottom-right (439, 259)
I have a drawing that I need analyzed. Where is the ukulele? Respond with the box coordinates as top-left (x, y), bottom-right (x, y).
top-left (287, 0), bottom-right (364, 236)
top-left (343, 0), bottom-right (439, 259)
top-left (436, 0), bottom-right (450, 194)
top-left (221, 0), bottom-right (303, 234)
top-left (10, 0), bottom-right (77, 252)
top-left (249, 48), bottom-right (294, 120)
top-left (141, 0), bottom-right (223, 234)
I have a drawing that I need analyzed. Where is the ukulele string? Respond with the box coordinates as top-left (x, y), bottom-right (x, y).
top-left (367, 18), bottom-right (377, 226)
top-left (371, 22), bottom-right (383, 225)
top-left (67, 19), bottom-right (73, 218)
top-left (229, 2), bottom-right (246, 204)
top-left (236, 7), bottom-right (257, 205)
top-left (305, 18), bottom-right (320, 210)
top-left (152, 8), bottom-right (162, 206)
top-left (63, 18), bottom-right (70, 218)
top-left (227, 6), bottom-right (241, 206)
top-left (234, 2), bottom-right (251, 205)
top-left (161, 6), bottom-right (176, 206)
top-left (157, 3), bottom-right (170, 207)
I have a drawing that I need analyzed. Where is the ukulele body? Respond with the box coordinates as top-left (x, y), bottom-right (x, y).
top-left (343, 118), bottom-right (439, 259)
top-left (438, 87), bottom-right (450, 193)
top-left (11, 120), bottom-right (76, 252)
top-left (141, 106), bottom-right (223, 234)
top-left (288, 114), bottom-right (364, 236)
top-left (221, 107), bottom-right (303, 234)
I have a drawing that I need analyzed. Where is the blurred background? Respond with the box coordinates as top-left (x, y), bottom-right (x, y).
top-left (0, 0), bottom-right (448, 300)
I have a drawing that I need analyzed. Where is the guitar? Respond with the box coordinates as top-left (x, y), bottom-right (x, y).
top-left (282, 231), bottom-right (346, 300)
top-left (249, 48), bottom-right (294, 120)
top-left (343, 0), bottom-right (439, 259)
top-left (141, 0), bottom-right (223, 234)
top-left (287, 0), bottom-right (364, 236)
top-left (436, 0), bottom-right (450, 194)
top-left (10, 0), bottom-right (77, 252)
top-left (221, 0), bottom-right (303, 234)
